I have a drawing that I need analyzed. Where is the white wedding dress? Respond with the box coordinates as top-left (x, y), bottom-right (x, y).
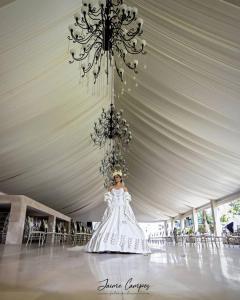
top-left (85, 188), bottom-right (151, 254)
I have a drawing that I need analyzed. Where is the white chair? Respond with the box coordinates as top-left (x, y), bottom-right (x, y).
top-left (74, 224), bottom-right (85, 245)
top-left (54, 222), bottom-right (64, 244)
top-left (41, 219), bottom-right (54, 246)
top-left (26, 217), bottom-right (45, 246)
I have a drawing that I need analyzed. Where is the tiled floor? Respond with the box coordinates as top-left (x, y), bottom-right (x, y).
top-left (0, 244), bottom-right (239, 300)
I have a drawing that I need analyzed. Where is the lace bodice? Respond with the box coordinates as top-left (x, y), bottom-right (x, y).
top-left (104, 188), bottom-right (131, 207)
top-left (111, 188), bottom-right (125, 206)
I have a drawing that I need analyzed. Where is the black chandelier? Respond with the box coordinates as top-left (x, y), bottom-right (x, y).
top-left (68, 0), bottom-right (146, 83)
top-left (100, 144), bottom-right (129, 187)
top-left (90, 103), bottom-right (132, 149)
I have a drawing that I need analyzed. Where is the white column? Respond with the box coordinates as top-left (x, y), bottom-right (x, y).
top-left (67, 221), bottom-right (71, 234)
top-left (171, 217), bottom-right (174, 231)
top-left (168, 218), bottom-right (173, 236)
top-left (164, 220), bottom-right (168, 236)
top-left (47, 215), bottom-right (56, 244)
top-left (6, 199), bottom-right (27, 244)
top-left (180, 215), bottom-right (185, 233)
top-left (210, 200), bottom-right (222, 236)
top-left (192, 208), bottom-right (198, 233)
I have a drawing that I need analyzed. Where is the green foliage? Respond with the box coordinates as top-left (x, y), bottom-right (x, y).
top-left (198, 211), bottom-right (203, 224)
top-left (188, 227), bottom-right (194, 234)
top-left (198, 224), bottom-right (206, 234)
top-left (228, 199), bottom-right (240, 216)
top-left (220, 214), bottom-right (229, 223)
top-left (206, 213), bottom-right (213, 225)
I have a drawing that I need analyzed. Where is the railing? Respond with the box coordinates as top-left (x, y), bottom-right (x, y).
top-left (25, 217), bottom-right (93, 247)
top-left (0, 212), bottom-right (9, 244)
top-left (149, 234), bottom-right (240, 248)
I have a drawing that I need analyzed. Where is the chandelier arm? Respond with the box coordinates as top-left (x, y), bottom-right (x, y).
top-left (126, 31), bottom-right (143, 40)
top-left (83, 43), bottom-right (103, 75)
top-left (83, 12), bottom-right (92, 31)
top-left (123, 16), bottom-right (137, 26)
top-left (127, 27), bottom-right (143, 35)
top-left (93, 48), bottom-right (105, 83)
top-left (114, 39), bottom-right (144, 55)
top-left (100, 6), bottom-right (107, 22)
top-left (110, 21), bottom-right (124, 38)
top-left (113, 46), bottom-right (124, 60)
top-left (77, 25), bottom-right (103, 39)
top-left (71, 40), bottom-right (102, 63)
top-left (115, 38), bottom-right (136, 52)
top-left (120, 28), bottom-right (140, 42)
top-left (82, 14), bottom-right (101, 34)
top-left (75, 23), bottom-right (89, 30)
top-left (121, 16), bottom-right (136, 26)
top-left (118, 31), bottom-right (139, 44)
top-left (80, 45), bottom-right (102, 62)
top-left (75, 19), bottom-right (89, 30)
top-left (113, 46), bottom-right (137, 72)
top-left (92, 29), bottom-right (104, 37)
top-left (87, 12), bottom-right (102, 22)
top-left (70, 23), bottom-right (103, 44)
top-left (110, 22), bottom-right (125, 44)
top-left (73, 51), bottom-right (90, 63)
top-left (108, 8), bottom-right (120, 22)
top-left (71, 31), bottom-right (98, 44)
top-left (81, 35), bottom-right (103, 52)
top-left (89, 8), bottom-right (102, 16)
top-left (126, 45), bottom-right (145, 55)
top-left (113, 58), bottom-right (124, 82)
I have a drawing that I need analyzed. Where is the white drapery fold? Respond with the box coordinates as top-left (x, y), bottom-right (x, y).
top-left (115, 0), bottom-right (240, 220)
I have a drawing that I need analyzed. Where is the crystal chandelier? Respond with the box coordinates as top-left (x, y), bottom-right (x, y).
top-left (90, 103), bottom-right (132, 149)
top-left (68, 0), bottom-right (146, 83)
top-left (100, 144), bottom-right (129, 187)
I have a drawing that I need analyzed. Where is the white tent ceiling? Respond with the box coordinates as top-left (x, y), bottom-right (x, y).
top-left (0, 0), bottom-right (240, 221)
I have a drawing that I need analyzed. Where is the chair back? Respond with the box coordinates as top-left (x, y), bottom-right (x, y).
top-left (28, 217), bottom-right (34, 231)
top-left (43, 219), bottom-right (48, 232)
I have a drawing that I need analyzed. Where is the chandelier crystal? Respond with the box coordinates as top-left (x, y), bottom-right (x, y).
top-left (100, 144), bottom-right (129, 187)
top-left (68, 0), bottom-right (146, 83)
top-left (90, 103), bottom-right (132, 149)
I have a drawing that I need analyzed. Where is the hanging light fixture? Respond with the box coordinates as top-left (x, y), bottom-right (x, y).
top-left (68, 0), bottom-right (146, 83)
top-left (90, 103), bottom-right (132, 149)
top-left (100, 144), bottom-right (129, 187)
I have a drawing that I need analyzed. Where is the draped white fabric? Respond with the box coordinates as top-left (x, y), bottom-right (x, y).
top-left (0, 0), bottom-right (240, 221)
top-left (0, 0), bottom-right (109, 220)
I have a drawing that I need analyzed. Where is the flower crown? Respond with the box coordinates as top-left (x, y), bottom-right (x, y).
top-left (112, 170), bottom-right (122, 177)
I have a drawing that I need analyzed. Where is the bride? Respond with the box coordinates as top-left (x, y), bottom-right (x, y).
top-left (85, 170), bottom-right (151, 254)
